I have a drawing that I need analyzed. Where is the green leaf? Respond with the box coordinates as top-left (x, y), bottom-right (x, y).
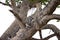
top-left (15, 0), bottom-right (21, 2)
top-left (41, 0), bottom-right (48, 3)
top-left (5, 0), bottom-right (9, 5)
top-left (15, 0), bottom-right (19, 2)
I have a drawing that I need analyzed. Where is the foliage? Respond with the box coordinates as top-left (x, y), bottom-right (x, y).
top-left (29, 0), bottom-right (49, 5)
top-left (5, 0), bottom-right (49, 5)
top-left (5, 0), bottom-right (9, 5)
top-left (5, 0), bottom-right (21, 4)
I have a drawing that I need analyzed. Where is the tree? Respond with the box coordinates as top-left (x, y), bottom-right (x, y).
top-left (0, 0), bottom-right (60, 40)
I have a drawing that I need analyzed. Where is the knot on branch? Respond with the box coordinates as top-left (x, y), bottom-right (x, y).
top-left (26, 16), bottom-right (34, 26)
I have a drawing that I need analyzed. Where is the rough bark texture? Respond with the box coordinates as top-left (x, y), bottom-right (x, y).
top-left (0, 0), bottom-right (60, 40)
top-left (0, 19), bottom-right (20, 40)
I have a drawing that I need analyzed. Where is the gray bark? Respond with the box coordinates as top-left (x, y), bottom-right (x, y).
top-left (0, 0), bottom-right (60, 40)
top-left (0, 19), bottom-right (20, 40)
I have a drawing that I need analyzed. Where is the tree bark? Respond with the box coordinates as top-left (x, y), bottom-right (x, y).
top-left (0, 19), bottom-right (20, 40)
top-left (0, 0), bottom-right (60, 40)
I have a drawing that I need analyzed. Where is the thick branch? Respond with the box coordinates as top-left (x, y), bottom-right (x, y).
top-left (9, 10), bottom-right (26, 27)
top-left (56, 34), bottom-right (60, 40)
top-left (42, 0), bottom-right (60, 15)
top-left (41, 24), bottom-right (60, 34)
top-left (41, 24), bottom-right (60, 40)
top-left (1, 1), bottom-right (29, 40)
top-left (40, 14), bottom-right (60, 25)
top-left (30, 0), bottom-right (60, 28)
top-left (32, 0), bottom-right (60, 18)
top-left (10, 26), bottom-right (37, 40)
top-left (1, 20), bottom-right (20, 40)
top-left (10, 0), bottom-right (29, 23)
top-left (9, 3), bottom-right (42, 40)
top-left (9, 2), bottom-right (42, 39)
top-left (26, 38), bottom-right (40, 40)
top-left (1, 0), bottom-right (60, 40)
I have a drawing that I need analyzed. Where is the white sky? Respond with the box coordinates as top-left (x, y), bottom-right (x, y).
top-left (0, 0), bottom-right (60, 40)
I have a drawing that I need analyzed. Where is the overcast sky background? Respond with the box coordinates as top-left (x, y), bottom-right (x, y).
top-left (0, 0), bottom-right (60, 40)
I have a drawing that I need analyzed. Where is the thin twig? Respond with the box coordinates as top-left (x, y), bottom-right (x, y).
top-left (39, 30), bottom-right (43, 39)
top-left (43, 34), bottom-right (56, 40)
top-left (0, 1), bottom-right (11, 7)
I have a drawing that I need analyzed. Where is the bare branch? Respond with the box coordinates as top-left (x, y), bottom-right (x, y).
top-left (41, 24), bottom-right (60, 34)
top-left (43, 34), bottom-right (56, 40)
top-left (0, 1), bottom-right (11, 7)
top-left (56, 34), bottom-right (60, 40)
top-left (10, 0), bottom-right (29, 23)
top-left (42, 0), bottom-right (60, 15)
top-left (9, 10), bottom-right (26, 28)
top-left (39, 14), bottom-right (60, 25)
top-left (0, 19), bottom-right (20, 40)
top-left (1, 0), bottom-right (60, 40)
top-left (41, 24), bottom-right (60, 40)
top-left (10, 0), bottom-right (19, 14)
top-left (9, 3), bottom-right (43, 40)
top-left (9, 10), bottom-right (22, 21)
top-left (27, 38), bottom-right (40, 40)
top-left (1, 1), bottom-right (29, 40)
top-left (10, 26), bottom-right (37, 40)
top-left (27, 0), bottom-right (60, 30)
top-left (32, 0), bottom-right (60, 19)
top-left (39, 30), bottom-right (43, 39)
top-left (29, 0), bottom-right (60, 27)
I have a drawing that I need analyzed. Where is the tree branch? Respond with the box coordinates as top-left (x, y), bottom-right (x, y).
top-left (10, 0), bottom-right (29, 23)
top-left (0, 1), bottom-right (11, 7)
top-left (39, 30), bottom-right (43, 39)
top-left (41, 24), bottom-right (60, 34)
top-left (9, 10), bottom-right (26, 28)
top-left (29, 0), bottom-right (60, 28)
top-left (41, 24), bottom-right (60, 40)
top-left (10, 2), bottom-right (42, 40)
top-left (1, 0), bottom-right (60, 40)
top-left (43, 34), bottom-right (56, 40)
top-left (40, 14), bottom-right (60, 25)
top-left (32, 0), bottom-right (60, 19)
top-left (26, 38), bottom-right (40, 40)
top-left (1, 1), bottom-right (29, 40)
top-left (0, 19), bottom-right (20, 40)
top-left (42, 0), bottom-right (60, 15)
top-left (10, 26), bottom-right (37, 40)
